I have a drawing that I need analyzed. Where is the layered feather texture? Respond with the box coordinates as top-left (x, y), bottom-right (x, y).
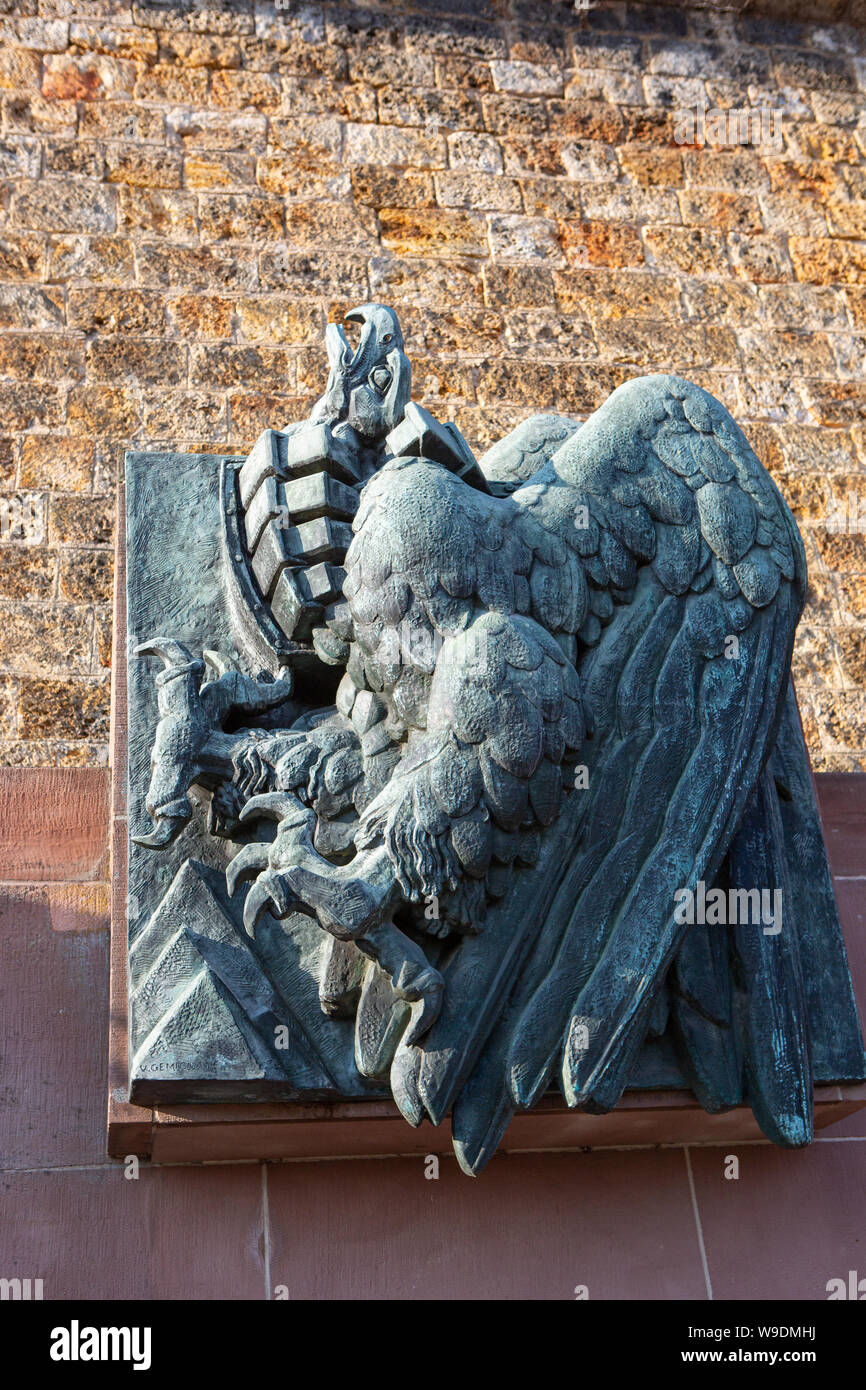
top-left (354, 612), bottom-right (584, 931)
top-left (291, 375), bottom-right (809, 1160)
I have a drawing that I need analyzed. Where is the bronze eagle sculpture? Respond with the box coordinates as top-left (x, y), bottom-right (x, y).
top-left (133, 303), bottom-right (820, 1174)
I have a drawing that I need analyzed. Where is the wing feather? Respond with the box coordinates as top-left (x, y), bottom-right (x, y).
top-left (513, 589), bottom-right (793, 1113)
top-left (478, 413), bottom-right (581, 491)
top-left (444, 376), bottom-right (807, 1171)
top-left (345, 374), bottom-right (809, 1169)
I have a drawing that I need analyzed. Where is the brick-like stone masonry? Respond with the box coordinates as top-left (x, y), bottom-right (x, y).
top-left (0, 0), bottom-right (864, 769)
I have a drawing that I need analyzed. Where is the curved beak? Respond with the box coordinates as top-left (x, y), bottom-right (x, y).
top-left (343, 306), bottom-right (376, 376)
top-left (135, 638), bottom-right (197, 668)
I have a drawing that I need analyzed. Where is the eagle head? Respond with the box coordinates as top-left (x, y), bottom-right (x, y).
top-left (310, 303), bottom-right (411, 443)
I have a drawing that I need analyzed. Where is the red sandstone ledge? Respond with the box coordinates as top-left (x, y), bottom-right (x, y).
top-left (107, 1086), bottom-right (866, 1166)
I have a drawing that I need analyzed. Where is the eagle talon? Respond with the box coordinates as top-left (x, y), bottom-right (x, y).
top-left (238, 791), bottom-right (314, 834)
top-left (402, 977), bottom-right (444, 1046)
top-left (241, 871), bottom-right (297, 939)
top-left (393, 964), bottom-right (444, 1045)
top-left (226, 841), bottom-right (271, 898)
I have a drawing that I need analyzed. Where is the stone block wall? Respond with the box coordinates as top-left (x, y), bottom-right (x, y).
top-left (0, 0), bottom-right (864, 769)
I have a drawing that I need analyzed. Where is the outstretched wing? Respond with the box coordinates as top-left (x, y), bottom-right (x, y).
top-left (428, 375), bottom-right (806, 1171)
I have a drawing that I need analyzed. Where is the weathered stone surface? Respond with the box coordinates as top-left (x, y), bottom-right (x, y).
top-left (42, 52), bottom-right (136, 101)
top-left (0, 1), bottom-right (862, 778)
top-left (161, 289), bottom-right (232, 340)
top-left (49, 496), bottom-right (113, 547)
top-left (142, 390), bottom-right (226, 443)
top-left (483, 263), bottom-right (555, 307)
top-left (235, 299), bottom-right (322, 346)
top-left (562, 221), bottom-right (644, 268)
top-left (10, 179), bottom-right (117, 234)
top-left (19, 676), bottom-right (110, 740)
top-left (490, 60), bottom-right (563, 97)
top-left (0, 549), bottom-right (56, 601)
top-left (0, 233), bottom-right (46, 281)
top-left (20, 436), bottom-right (94, 491)
top-left (344, 122), bottom-right (447, 169)
top-left (46, 234), bottom-right (134, 285)
top-left (0, 603), bottom-right (92, 675)
top-left (55, 548), bottom-right (113, 607)
top-left (379, 207), bottom-right (487, 257)
top-left (86, 338), bottom-right (187, 387)
top-left (68, 287), bottom-right (164, 335)
top-left (190, 343), bottom-right (295, 391)
top-left (352, 165), bottom-right (436, 209)
top-left (790, 236), bottom-right (866, 285)
top-left (488, 213), bottom-right (563, 262)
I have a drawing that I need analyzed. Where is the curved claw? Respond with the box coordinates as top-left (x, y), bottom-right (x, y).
top-left (238, 791), bottom-right (311, 827)
top-left (132, 813), bottom-right (188, 849)
top-left (226, 841), bottom-right (271, 897)
top-left (242, 871), bottom-right (296, 939)
top-left (398, 967), bottom-right (444, 1047)
top-left (402, 980), bottom-right (444, 1047)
